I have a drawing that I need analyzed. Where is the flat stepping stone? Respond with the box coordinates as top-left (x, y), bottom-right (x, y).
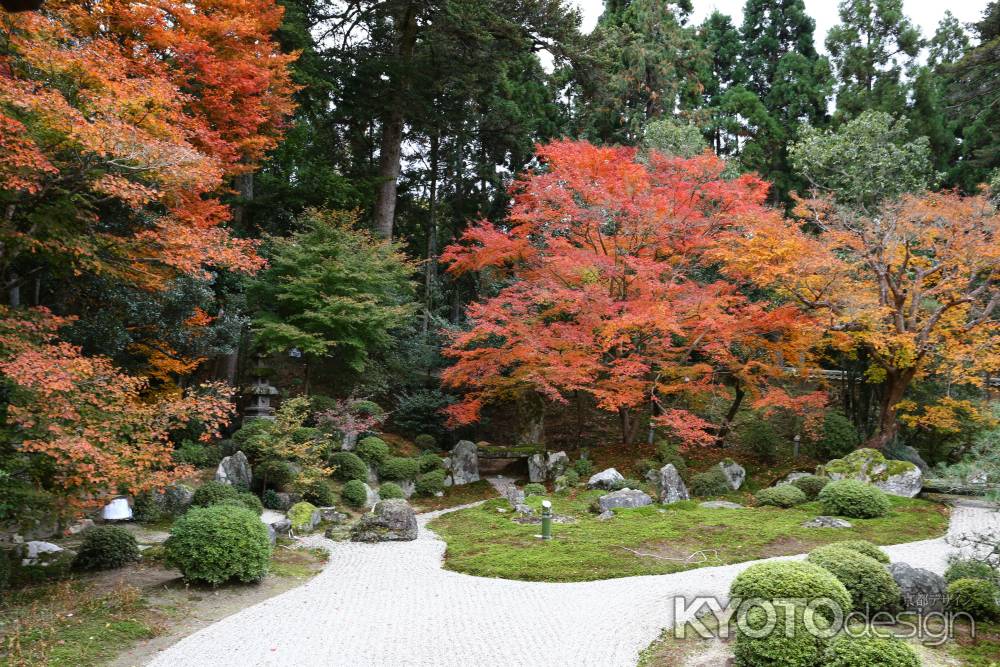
top-left (802, 516), bottom-right (852, 528)
top-left (699, 501), bottom-right (744, 510)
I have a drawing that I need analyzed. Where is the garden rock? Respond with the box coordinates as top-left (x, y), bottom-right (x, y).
top-left (101, 497), bottom-right (133, 521)
top-left (889, 562), bottom-right (948, 613)
top-left (658, 464), bottom-right (689, 504)
top-left (546, 451), bottom-right (569, 479)
top-left (395, 480), bottom-right (416, 499)
top-left (270, 518), bottom-right (292, 537)
top-left (273, 492), bottom-right (300, 511)
top-left (597, 510), bottom-right (614, 521)
top-left (699, 501), bottom-right (744, 510)
top-left (801, 516), bottom-right (853, 529)
top-left (718, 460), bottom-right (745, 490)
top-left (822, 448), bottom-right (922, 497)
top-left (588, 467), bottom-right (625, 490)
top-left (319, 507), bottom-right (342, 523)
top-left (598, 488), bottom-right (653, 512)
top-left (215, 450), bottom-right (253, 488)
top-left (527, 453), bottom-right (546, 483)
top-left (367, 467), bottom-right (379, 486)
top-left (340, 431), bottom-right (358, 451)
top-left (21, 541), bottom-right (70, 567)
top-left (350, 499), bottom-right (417, 542)
top-left (67, 518), bottom-right (95, 535)
top-left (505, 486), bottom-right (526, 509)
top-left (514, 503), bottom-right (534, 516)
top-left (448, 441), bottom-right (480, 486)
top-left (780, 472), bottom-right (811, 485)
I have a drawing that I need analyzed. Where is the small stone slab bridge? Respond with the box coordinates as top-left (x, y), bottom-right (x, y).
top-left (476, 444), bottom-right (546, 460)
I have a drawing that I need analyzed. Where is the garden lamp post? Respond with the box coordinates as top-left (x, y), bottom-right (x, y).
top-left (540, 499), bottom-right (552, 540)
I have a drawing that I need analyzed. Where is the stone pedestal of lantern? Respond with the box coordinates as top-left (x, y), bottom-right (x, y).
top-left (243, 355), bottom-right (279, 424)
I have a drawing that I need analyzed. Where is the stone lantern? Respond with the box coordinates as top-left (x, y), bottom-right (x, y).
top-left (243, 355), bottom-right (278, 422)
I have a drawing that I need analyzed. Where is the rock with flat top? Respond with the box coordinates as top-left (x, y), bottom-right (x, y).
top-left (598, 488), bottom-right (653, 512)
top-left (588, 468), bottom-right (625, 490)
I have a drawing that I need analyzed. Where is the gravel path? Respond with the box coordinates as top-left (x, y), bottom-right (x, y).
top-left (148, 500), bottom-right (999, 667)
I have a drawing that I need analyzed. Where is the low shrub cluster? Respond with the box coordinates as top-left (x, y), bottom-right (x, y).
top-left (689, 467), bottom-right (731, 497)
top-left (379, 482), bottom-right (405, 499)
top-left (131, 491), bottom-right (162, 523)
top-left (832, 540), bottom-right (889, 564)
top-left (818, 479), bottom-right (890, 518)
top-left (0, 548), bottom-right (10, 591)
top-left (523, 483), bottom-right (546, 497)
top-left (733, 603), bottom-right (830, 667)
top-left (288, 501), bottom-right (319, 531)
top-left (790, 474), bottom-right (829, 499)
top-left (655, 441), bottom-right (688, 476)
top-left (729, 560), bottom-right (851, 620)
top-left (301, 479), bottom-right (335, 506)
top-left (165, 505), bottom-right (271, 585)
top-left (822, 634), bottom-right (920, 667)
top-left (416, 469), bottom-right (446, 496)
top-left (262, 488), bottom-right (283, 510)
top-left (73, 526), bottom-right (141, 571)
top-left (944, 557), bottom-right (1000, 586)
top-left (755, 485), bottom-right (807, 508)
top-left (172, 440), bottom-right (221, 468)
top-left (417, 453), bottom-right (443, 473)
top-left (806, 544), bottom-right (901, 611)
top-left (414, 434), bottom-right (437, 450)
top-left (342, 479), bottom-right (369, 507)
top-left (380, 456), bottom-right (420, 481)
top-left (254, 460), bottom-right (296, 490)
top-left (572, 458), bottom-right (593, 477)
top-left (948, 578), bottom-right (1000, 620)
top-left (191, 481), bottom-right (263, 515)
top-left (356, 437), bottom-right (390, 467)
top-left (329, 452), bottom-right (369, 482)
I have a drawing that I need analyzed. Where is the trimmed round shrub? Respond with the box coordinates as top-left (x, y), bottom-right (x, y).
top-left (165, 504), bottom-right (271, 585)
top-left (945, 558), bottom-right (1000, 586)
top-left (524, 483), bottom-right (546, 497)
top-left (831, 540), bottom-right (889, 564)
top-left (755, 485), bottom-right (807, 508)
top-left (572, 458), bottom-right (593, 477)
top-left (415, 469), bottom-right (446, 496)
top-left (191, 480), bottom-right (240, 508)
top-left (414, 434), bottom-right (437, 450)
top-left (302, 480), bottom-right (335, 507)
top-left (822, 634), bottom-right (919, 667)
top-left (262, 489), bottom-right (282, 510)
top-left (791, 474), bottom-right (829, 500)
top-left (235, 491), bottom-right (264, 515)
top-left (689, 467), bottom-right (731, 497)
top-left (948, 578), bottom-right (1000, 620)
top-left (379, 482), bottom-right (405, 500)
top-left (379, 456), bottom-right (420, 481)
top-left (342, 479), bottom-right (368, 507)
top-left (807, 545), bottom-right (901, 611)
top-left (417, 453), bottom-right (443, 473)
top-left (288, 501), bottom-right (319, 531)
top-left (73, 526), bottom-right (140, 571)
top-left (734, 603), bottom-right (830, 667)
top-left (329, 451), bottom-right (369, 482)
top-left (730, 561), bottom-right (851, 621)
top-left (356, 437), bottom-right (390, 467)
top-left (254, 460), bottom-right (296, 490)
top-left (818, 479), bottom-right (891, 518)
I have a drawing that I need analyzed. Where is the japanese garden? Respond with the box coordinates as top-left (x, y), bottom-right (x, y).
top-left (0, 0), bottom-right (999, 665)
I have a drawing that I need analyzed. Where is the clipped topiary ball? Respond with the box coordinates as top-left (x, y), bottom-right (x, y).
top-left (415, 470), bottom-right (446, 496)
top-left (379, 482), bottom-right (405, 500)
top-left (524, 483), bottom-right (546, 497)
top-left (791, 474), bottom-right (830, 499)
top-left (755, 485), bottom-right (808, 508)
top-left (165, 505), bottom-right (271, 585)
top-left (730, 561), bottom-right (851, 621)
top-left (287, 501), bottom-right (319, 532)
top-left (191, 480), bottom-right (240, 508)
top-left (690, 467), bottom-right (731, 497)
top-left (821, 634), bottom-right (920, 667)
top-left (945, 558), bottom-right (1000, 586)
top-left (734, 603), bottom-right (830, 667)
top-left (807, 545), bottom-right (901, 611)
top-left (414, 434), bottom-right (437, 450)
top-left (73, 526), bottom-right (141, 571)
top-left (379, 456), bottom-right (420, 481)
top-left (948, 578), bottom-right (1000, 620)
top-left (818, 479), bottom-right (891, 518)
top-left (235, 491), bottom-right (264, 515)
top-left (356, 437), bottom-right (390, 467)
top-left (341, 479), bottom-right (368, 508)
top-left (417, 453), bottom-right (443, 473)
top-left (830, 539), bottom-right (889, 564)
top-left (329, 451), bottom-right (369, 482)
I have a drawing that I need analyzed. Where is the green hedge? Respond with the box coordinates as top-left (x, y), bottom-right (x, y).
top-left (755, 485), bottom-right (807, 508)
top-left (729, 561), bottom-right (851, 621)
top-left (288, 501), bottom-right (319, 531)
top-left (945, 558), bottom-right (1000, 586)
top-left (417, 453), bottom-right (444, 473)
top-left (806, 545), bottom-right (900, 611)
top-left (830, 540), bottom-right (889, 564)
top-left (192, 482), bottom-right (263, 515)
top-left (948, 578), bottom-right (1000, 620)
top-left (415, 470), bottom-right (446, 496)
top-left (818, 479), bottom-right (890, 518)
top-left (524, 483), bottom-right (546, 497)
top-left (165, 505), bottom-right (271, 585)
top-left (73, 526), bottom-right (141, 571)
top-left (380, 456), bottom-right (420, 481)
top-left (822, 634), bottom-right (920, 667)
top-left (733, 603), bottom-right (830, 667)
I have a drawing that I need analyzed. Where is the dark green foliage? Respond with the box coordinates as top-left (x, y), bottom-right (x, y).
top-left (288, 501), bottom-right (319, 531)
top-left (523, 483), bottom-right (545, 497)
top-left (818, 479), bottom-right (891, 518)
top-left (234, 492), bottom-right (264, 516)
top-left (254, 459), bottom-right (296, 490)
top-left (729, 560), bottom-right (852, 620)
top-left (807, 545), bottom-right (901, 611)
top-left (608, 478), bottom-right (642, 491)
top-left (0, 548), bottom-right (9, 591)
top-left (262, 489), bottom-right (282, 510)
top-left (755, 485), bottom-right (807, 508)
top-left (391, 390), bottom-right (453, 439)
top-left (415, 470), bottom-right (446, 496)
top-left (73, 526), bottom-right (141, 571)
top-left (689, 467), bottom-right (731, 497)
top-left (832, 540), bottom-right (889, 564)
top-left (791, 474), bottom-right (829, 499)
top-left (945, 558), bottom-right (1000, 586)
top-left (734, 603), bottom-right (830, 667)
top-left (572, 459), bottom-right (593, 477)
top-left (165, 505), bottom-right (271, 585)
top-left (355, 437), bottom-right (390, 467)
top-left (329, 452), bottom-right (369, 482)
top-left (378, 482), bottom-right (405, 500)
top-left (947, 578), bottom-right (1000, 620)
top-left (132, 491), bottom-right (162, 523)
top-left (301, 480), bottom-right (335, 507)
top-left (414, 434), bottom-right (437, 450)
top-left (341, 480), bottom-right (368, 507)
top-left (814, 411), bottom-right (860, 460)
top-left (417, 453), bottom-right (443, 473)
top-left (173, 440), bottom-right (221, 469)
top-left (739, 417), bottom-right (781, 463)
top-left (192, 481), bottom-right (240, 508)
top-left (655, 442), bottom-right (687, 476)
top-left (379, 456), bottom-right (420, 481)
top-left (822, 634), bottom-right (920, 667)
top-left (230, 419), bottom-right (276, 464)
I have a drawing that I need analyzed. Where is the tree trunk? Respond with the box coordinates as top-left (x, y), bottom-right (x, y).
top-left (516, 392), bottom-right (545, 445)
top-left (867, 370), bottom-right (913, 449)
top-left (714, 382), bottom-right (745, 448)
top-left (422, 131), bottom-right (439, 334)
top-left (373, 1), bottom-right (420, 241)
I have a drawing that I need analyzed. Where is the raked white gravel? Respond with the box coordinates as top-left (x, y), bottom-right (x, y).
top-left (148, 498), bottom-right (999, 667)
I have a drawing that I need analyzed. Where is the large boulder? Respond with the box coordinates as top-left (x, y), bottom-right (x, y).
top-left (350, 499), bottom-right (418, 542)
top-left (699, 501), bottom-right (743, 510)
top-left (598, 488), bottom-right (653, 512)
top-left (215, 450), bottom-right (253, 488)
top-left (448, 440), bottom-right (480, 486)
top-left (889, 562), bottom-right (947, 613)
top-left (659, 464), bottom-right (690, 504)
top-left (20, 541), bottom-right (71, 567)
top-left (588, 467), bottom-right (625, 490)
top-left (822, 448), bottom-right (922, 497)
top-left (505, 485), bottom-right (526, 509)
top-left (527, 453), bottom-right (546, 483)
top-left (362, 483), bottom-right (380, 509)
top-left (101, 497), bottom-right (133, 521)
top-left (717, 460), bottom-right (746, 491)
top-left (546, 451), bottom-right (570, 479)
top-left (154, 483), bottom-right (195, 516)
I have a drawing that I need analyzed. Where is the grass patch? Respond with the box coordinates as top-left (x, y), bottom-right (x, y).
top-left (429, 489), bottom-right (948, 582)
top-left (269, 545), bottom-right (328, 579)
top-left (0, 581), bottom-right (160, 666)
top-left (409, 479), bottom-right (497, 512)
